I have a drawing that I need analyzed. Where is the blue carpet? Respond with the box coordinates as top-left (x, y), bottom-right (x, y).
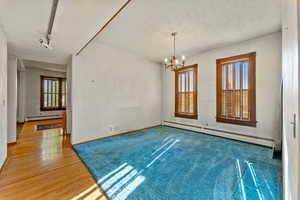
top-left (74, 126), bottom-right (282, 200)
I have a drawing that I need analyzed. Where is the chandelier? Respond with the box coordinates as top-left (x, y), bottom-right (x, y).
top-left (164, 32), bottom-right (185, 71)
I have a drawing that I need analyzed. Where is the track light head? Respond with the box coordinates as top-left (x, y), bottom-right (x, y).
top-left (39, 38), bottom-right (52, 49)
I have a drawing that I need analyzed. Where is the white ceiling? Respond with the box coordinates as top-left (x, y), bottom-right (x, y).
top-left (0, 0), bottom-right (281, 65)
top-left (0, 0), bottom-right (127, 64)
top-left (95, 0), bottom-right (282, 63)
top-left (23, 59), bottom-right (66, 72)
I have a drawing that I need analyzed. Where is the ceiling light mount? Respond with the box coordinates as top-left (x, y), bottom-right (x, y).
top-left (39, 37), bottom-right (52, 49)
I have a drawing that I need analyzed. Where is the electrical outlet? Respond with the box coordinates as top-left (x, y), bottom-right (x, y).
top-left (109, 125), bottom-right (115, 132)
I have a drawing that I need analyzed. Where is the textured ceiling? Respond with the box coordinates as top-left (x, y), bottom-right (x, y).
top-left (23, 59), bottom-right (66, 72)
top-left (0, 0), bottom-right (127, 64)
top-left (0, 0), bottom-right (281, 65)
top-left (94, 0), bottom-right (281, 63)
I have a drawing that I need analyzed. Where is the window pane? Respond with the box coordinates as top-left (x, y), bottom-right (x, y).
top-left (217, 53), bottom-right (255, 125)
top-left (179, 93), bottom-right (185, 113)
top-left (224, 90), bottom-right (233, 118)
top-left (221, 60), bottom-right (250, 120)
top-left (44, 93), bottom-right (47, 107)
top-left (56, 81), bottom-right (59, 93)
top-left (44, 80), bottom-right (47, 91)
top-left (235, 62), bottom-right (240, 89)
top-left (48, 80), bottom-right (51, 94)
top-left (176, 67), bottom-right (197, 117)
top-left (179, 73), bottom-right (183, 92)
top-left (235, 90), bottom-right (241, 118)
top-left (189, 71), bottom-right (193, 92)
top-left (242, 62), bottom-right (249, 90)
top-left (53, 93), bottom-right (56, 107)
top-left (48, 93), bottom-right (52, 106)
top-left (54, 81), bottom-right (57, 94)
top-left (62, 94), bottom-right (66, 107)
top-left (223, 66), bottom-right (227, 90)
top-left (41, 77), bottom-right (67, 110)
top-left (243, 90), bottom-right (249, 119)
top-left (185, 71), bottom-right (189, 112)
top-left (52, 81), bottom-right (55, 94)
top-left (55, 94), bottom-right (59, 107)
top-left (228, 64), bottom-right (233, 89)
top-left (189, 92), bottom-right (193, 113)
top-left (181, 73), bottom-right (185, 92)
top-left (62, 80), bottom-right (66, 93)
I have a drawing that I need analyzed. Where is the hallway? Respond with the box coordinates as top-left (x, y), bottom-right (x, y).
top-left (0, 120), bottom-right (106, 200)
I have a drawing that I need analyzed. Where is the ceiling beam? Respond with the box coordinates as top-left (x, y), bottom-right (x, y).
top-left (76, 0), bottom-right (133, 56)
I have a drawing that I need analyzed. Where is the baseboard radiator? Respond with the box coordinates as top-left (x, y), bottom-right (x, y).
top-left (163, 120), bottom-right (274, 147)
top-left (25, 114), bottom-right (63, 122)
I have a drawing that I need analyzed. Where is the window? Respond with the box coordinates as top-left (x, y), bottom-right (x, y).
top-left (216, 52), bottom-right (256, 126)
top-left (175, 64), bottom-right (198, 119)
top-left (41, 76), bottom-right (67, 111)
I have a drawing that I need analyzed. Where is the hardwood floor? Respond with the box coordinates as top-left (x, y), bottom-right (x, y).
top-left (0, 119), bottom-right (107, 200)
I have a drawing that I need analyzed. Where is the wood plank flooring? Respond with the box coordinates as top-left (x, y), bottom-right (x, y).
top-left (0, 119), bottom-right (107, 200)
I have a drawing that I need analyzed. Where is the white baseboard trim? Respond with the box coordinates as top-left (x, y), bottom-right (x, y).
top-left (163, 120), bottom-right (274, 147)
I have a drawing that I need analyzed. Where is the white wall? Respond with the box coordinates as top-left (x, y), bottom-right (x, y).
top-left (66, 56), bottom-right (72, 134)
top-left (17, 61), bottom-right (26, 123)
top-left (72, 43), bottom-right (162, 144)
top-left (281, 0), bottom-right (300, 199)
top-left (25, 67), bottom-right (66, 118)
top-left (7, 55), bottom-right (17, 143)
top-left (163, 32), bottom-right (282, 146)
top-left (0, 26), bottom-right (7, 168)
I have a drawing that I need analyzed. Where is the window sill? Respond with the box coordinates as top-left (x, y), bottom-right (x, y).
top-left (175, 113), bottom-right (198, 120)
top-left (216, 117), bottom-right (257, 127)
top-left (41, 108), bottom-right (66, 112)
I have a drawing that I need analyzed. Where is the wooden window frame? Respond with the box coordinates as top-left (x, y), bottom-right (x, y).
top-left (216, 52), bottom-right (256, 127)
top-left (40, 76), bottom-right (67, 111)
top-left (175, 64), bottom-right (198, 119)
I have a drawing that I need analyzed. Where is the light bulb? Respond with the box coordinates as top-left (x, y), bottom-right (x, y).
top-left (175, 59), bottom-right (179, 64)
top-left (182, 55), bottom-right (185, 61)
top-left (164, 58), bottom-right (168, 63)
